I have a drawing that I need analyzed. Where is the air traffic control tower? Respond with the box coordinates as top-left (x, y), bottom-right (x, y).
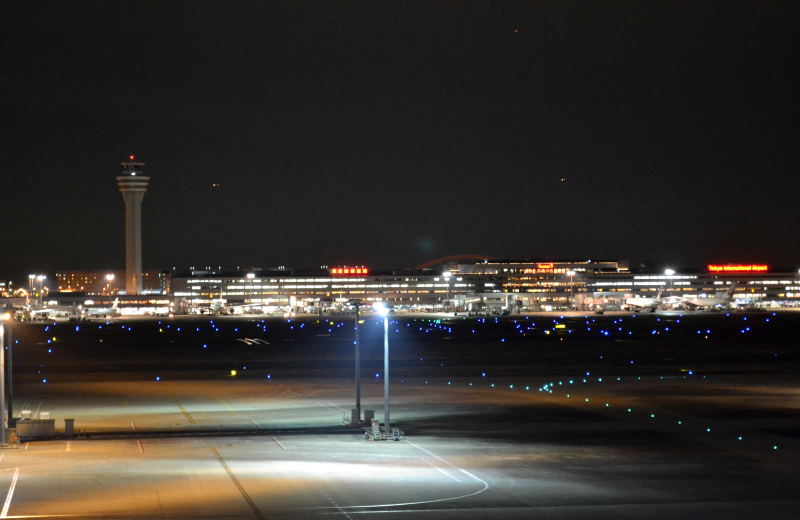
top-left (116, 161), bottom-right (149, 295)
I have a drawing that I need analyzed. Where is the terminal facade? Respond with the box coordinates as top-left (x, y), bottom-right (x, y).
top-left (28, 261), bottom-right (800, 315)
top-left (168, 260), bottom-right (800, 313)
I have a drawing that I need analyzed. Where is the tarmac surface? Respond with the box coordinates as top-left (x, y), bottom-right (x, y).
top-left (1, 311), bottom-right (799, 518)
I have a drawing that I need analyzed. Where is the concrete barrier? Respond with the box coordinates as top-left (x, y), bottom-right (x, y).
top-left (16, 419), bottom-right (56, 440)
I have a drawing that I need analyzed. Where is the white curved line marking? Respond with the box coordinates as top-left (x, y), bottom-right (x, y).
top-left (300, 439), bottom-right (488, 511)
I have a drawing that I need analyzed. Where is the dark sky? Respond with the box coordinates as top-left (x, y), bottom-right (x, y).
top-left (2, 1), bottom-right (799, 283)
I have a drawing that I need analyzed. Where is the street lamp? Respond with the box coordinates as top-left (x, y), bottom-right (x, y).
top-left (36, 275), bottom-right (46, 308)
top-left (566, 271), bottom-right (576, 311)
top-left (105, 273), bottom-right (115, 296)
top-left (1, 313), bottom-right (12, 430)
top-left (443, 271), bottom-right (452, 311)
top-left (665, 269), bottom-right (675, 298)
top-left (351, 299), bottom-right (362, 424)
top-left (28, 275), bottom-right (36, 307)
top-left (0, 320), bottom-right (7, 444)
top-left (376, 303), bottom-right (391, 438)
top-left (246, 273), bottom-right (255, 304)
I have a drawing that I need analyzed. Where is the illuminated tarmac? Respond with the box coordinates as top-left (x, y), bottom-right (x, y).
top-left (1, 314), bottom-right (799, 518)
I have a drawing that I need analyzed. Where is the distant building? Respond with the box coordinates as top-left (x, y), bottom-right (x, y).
top-left (56, 270), bottom-right (170, 295)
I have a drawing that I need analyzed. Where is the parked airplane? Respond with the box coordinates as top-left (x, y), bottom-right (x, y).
top-left (83, 298), bottom-right (120, 317)
top-left (208, 298), bottom-right (227, 314)
top-left (206, 298), bottom-right (264, 315)
top-left (28, 306), bottom-right (72, 318)
top-left (681, 283), bottom-right (737, 310)
top-left (624, 287), bottom-right (663, 313)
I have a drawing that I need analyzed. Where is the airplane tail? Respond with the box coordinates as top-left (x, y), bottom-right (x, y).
top-left (726, 282), bottom-right (737, 299)
top-left (112, 297), bottom-right (119, 309)
top-left (656, 286), bottom-right (663, 299)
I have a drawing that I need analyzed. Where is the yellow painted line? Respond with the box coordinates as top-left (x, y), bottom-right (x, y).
top-left (172, 398), bottom-right (195, 424)
top-left (211, 447), bottom-right (264, 520)
top-left (217, 397), bottom-right (235, 412)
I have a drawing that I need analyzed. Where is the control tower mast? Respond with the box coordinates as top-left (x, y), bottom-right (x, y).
top-left (116, 160), bottom-right (149, 295)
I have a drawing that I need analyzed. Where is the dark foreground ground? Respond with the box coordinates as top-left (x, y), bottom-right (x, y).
top-left (0, 311), bottom-right (798, 519)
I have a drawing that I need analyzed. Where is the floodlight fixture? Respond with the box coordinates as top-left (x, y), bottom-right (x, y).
top-left (375, 303), bottom-right (389, 317)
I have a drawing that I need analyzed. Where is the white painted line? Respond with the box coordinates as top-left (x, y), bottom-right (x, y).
top-left (301, 440), bottom-right (489, 512)
top-left (271, 437), bottom-right (285, 450)
top-left (419, 457), bottom-right (461, 482)
top-left (138, 441), bottom-right (144, 454)
top-left (315, 402), bottom-right (335, 413)
top-left (319, 489), bottom-right (352, 520)
top-left (66, 442), bottom-right (71, 452)
top-left (250, 419), bottom-right (261, 428)
top-left (23, 444), bottom-right (28, 452)
top-left (406, 440), bottom-right (485, 484)
top-left (325, 401), bottom-right (348, 412)
top-left (131, 422), bottom-right (136, 431)
top-left (1, 468), bottom-right (20, 517)
top-left (0, 454), bottom-right (4, 463)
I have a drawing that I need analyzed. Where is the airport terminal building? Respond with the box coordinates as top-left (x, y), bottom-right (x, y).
top-left (29, 261), bottom-right (800, 315)
top-left (169, 261), bottom-right (800, 313)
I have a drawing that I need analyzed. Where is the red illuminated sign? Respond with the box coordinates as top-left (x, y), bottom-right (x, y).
top-left (537, 263), bottom-right (554, 269)
top-left (708, 264), bottom-right (768, 273)
top-left (331, 266), bottom-right (368, 276)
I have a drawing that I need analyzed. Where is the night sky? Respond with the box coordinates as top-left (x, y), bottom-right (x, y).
top-left (2, 1), bottom-right (799, 284)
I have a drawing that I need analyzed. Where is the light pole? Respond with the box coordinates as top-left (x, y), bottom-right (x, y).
top-left (376, 303), bottom-right (391, 437)
top-left (665, 269), bottom-right (675, 298)
top-left (247, 273), bottom-right (255, 304)
top-left (443, 271), bottom-right (452, 311)
top-left (1, 313), bottom-right (11, 429)
top-left (0, 323), bottom-right (6, 445)
top-left (567, 270), bottom-right (576, 311)
top-left (351, 299), bottom-right (362, 423)
top-left (105, 273), bottom-right (115, 296)
top-left (28, 275), bottom-right (35, 309)
top-left (36, 275), bottom-right (46, 308)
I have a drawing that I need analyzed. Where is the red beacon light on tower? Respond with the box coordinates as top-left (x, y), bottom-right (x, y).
top-left (330, 266), bottom-right (369, 276)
